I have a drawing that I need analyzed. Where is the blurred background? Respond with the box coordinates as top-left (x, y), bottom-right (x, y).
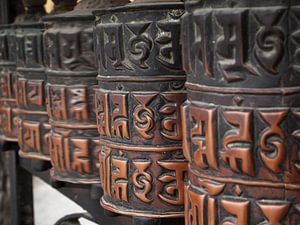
top-left (45, 0), bottom-right (54, 12)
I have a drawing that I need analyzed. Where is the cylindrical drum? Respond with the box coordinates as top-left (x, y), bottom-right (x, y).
top-left (0, 25), bottom-right (18, 142)
top-left (16, 0), bottom-right (77, 162)
top-left (94, 2), bottom-right (187, 218)
top-left (182, 0), bottom-right (300, 224)
top-left (43, 0), bottom-right (126, 183)
top-left (15, 21), bottom-right (51, 161)
top-left (43, 11), bottom-right (99, 183)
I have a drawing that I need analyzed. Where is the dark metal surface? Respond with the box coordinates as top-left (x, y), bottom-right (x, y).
top-left (0, 25), bottom-right (19, 142)
top-left (16, 0), bottom-right (78, 165)
top-left (43, 1), bottom-right (104, 184)
top-left (94, 1), bottom-right (187, 220)
top-left (0, 1), bottom-right (297, 225)
top-left (15, 1), bottom-right (51, 162)
top-left (182, 0), bottom-right (300, 224)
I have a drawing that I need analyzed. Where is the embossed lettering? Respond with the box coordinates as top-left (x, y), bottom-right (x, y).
top-left (16, 78), bottom-right (27, 106)
top-left (44, 31), bottom-right (60, 68)
top-left (127, 22), bottom-right (152, 69)
top-left (185, 186), bottom-right (219, 225)
top-left (257, 201), bottom-right (290, 225)
top-left (69, 87), bottom-right (89, 121)
top-left (24, 34), bottom-right (41, 65)
top-left (23, 121), bottom-right (41, 152)
top-left (99, 146), bottom-right (111, 197)
top-left (71, 139), bottom-right (91, 174)
top-left (158, 160), bottom-right (187, 205)
top-left (60, 31), bottom-right (80, 70)
top-left (190, 106), bottom-right (218, 170)
top-left (27, 80), bottom-right (43, 106)
top-left (111, 93), bottom-right (129, 139)
top-left (221, 111), bottom-right (254, 176)
top-left (185, 188), bottom-right (206, 225)
top-left (95, 91), bottom-right (111, 137)
top-left (193, 10), bottom-right (213, 76)
top-left (133, 94), bottom-right (156, 139)
top-left (51, 135), bottom-right (67, 172)
top-left (156, 21), bottom-right (181, 70)
top-left (0, 73), bottom-right (12, 98)
top-left (221, 199), bottom-right (250, 225)
top-left (259, 111), bottom-right (287, 173)
top-left (81, 28), bottom-right (95, 67)
top-left (160, 93), bottom-right (186, 141)
top-left (101, 23), bottom-right (129, 70)
top-left (50, 86), bottom-right (68, 120)
top-left (111, 157), bottom-right (128, 202)
top-left (254, 9), bottom-right (285, 74)
top-left (216, 10), bottom-right (258, 82)
top-left (132, 160), bottom-right (152, 203)
top-left (51, 135), bottom-right (94, 175)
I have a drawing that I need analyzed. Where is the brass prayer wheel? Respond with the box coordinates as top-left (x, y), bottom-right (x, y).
top-left (94, 1), bottom-right (187, 218)
top-left (43, 0), bottom-right (126, 183)
top-left (0, 25), bottom-right (18, 142)
top-left (181, 0), bottom-right (300, 224)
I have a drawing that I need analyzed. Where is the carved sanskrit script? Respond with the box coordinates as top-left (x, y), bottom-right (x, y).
top-left (99, 147), bottom-right (187, 206)
top-left (95, 90), bottom-right (185, 142)
top-left (95, 17), bottom-right (182, 73)
top-left (182, 2), bottom-right (299, 225)
top-left (44, 28), bottom-right (95, 71)
top-left (185, 183), bottom-right (292, 225)
top-left (51, 135), bottom-right (96, 175)
top-left (132, 160), bottom-right (152, 203)
top-left (47, 85), bottom-right (90, 122)
top-left (16, 30), bottom-right (43, 67)
top-left (17, 79), bottom-right (44, 107)
top-left (0, 73), bottom-right (13, 99)
top-left (182, 7), bottom-right (287, 82)
top-left (182, 103), bottom-right (295, 178)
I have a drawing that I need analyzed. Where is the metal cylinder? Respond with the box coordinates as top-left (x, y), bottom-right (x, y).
top-left (94, 2), bottom-right (187, 218)
top-left (16, 0), bottom-right (77, 162)
top-left (44, 12), bottom-right (99, 183)
top-left (0, 25), bottom-right (18, 142)
top-left (43, 0), bottom-right (127, 183)
top-left (181, 0), bottom-right (300, 224)
top-left (15, 3), bottom-right (50, 160)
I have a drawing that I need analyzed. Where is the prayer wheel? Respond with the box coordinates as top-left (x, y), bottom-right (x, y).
top-left (15, 0), bottom-right (49, 160)
top-left (16, 0), bottom-right (77, 161)
top-left (43, 0), bottom-right (127, 183)
top-left (181, 0), bottom-right (300, 224)
top-left (0, 25), bottom-right (18, 142)
top-left (94, 1), bottom-right (187, 218)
